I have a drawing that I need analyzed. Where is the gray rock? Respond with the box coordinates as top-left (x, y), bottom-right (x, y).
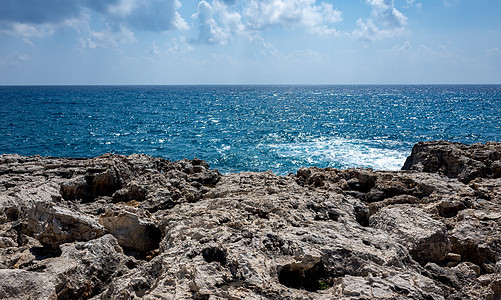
top-left (0, 269), bottom-right (57, 300)
top-left (99, 210), bottom-right (161, 252)
top-left (402, 141), bottom-right (501, 183)
top-left (369, 205), bottom-right (451, 262)
top-left (41, 234), bottom-right (130, 299)
top-left (27, 201), bottom-right (104, 245)
top-left (0, 142), bottom-right (499, 299)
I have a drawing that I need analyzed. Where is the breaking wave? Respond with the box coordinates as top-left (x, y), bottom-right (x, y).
top-left (267, 138), bottom-right (409, 172)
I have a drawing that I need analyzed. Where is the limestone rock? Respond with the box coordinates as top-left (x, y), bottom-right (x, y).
top-left (27, 201), bottom-right (104, 245)
top-left (402, 140), bottom-right (501, 183)
top-left (369, 205), bottom-right (451, 262)
top-left (0, 269), bottom-right (57, 299)
top-left (99, 210), bottom-right (161, 252)
top-left (0, 142), bottom-right (500, 299)
top-left (41, 234), bottom-right (131, 299)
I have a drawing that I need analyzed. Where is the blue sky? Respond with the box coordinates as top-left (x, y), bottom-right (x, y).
top-left (0, 0), bottom-right (500, 84)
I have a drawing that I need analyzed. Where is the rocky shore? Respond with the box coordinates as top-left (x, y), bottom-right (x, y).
top-left (0, 141), bottom-right (500, 299)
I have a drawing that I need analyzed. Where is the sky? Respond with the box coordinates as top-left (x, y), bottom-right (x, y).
top-left (0, 0), bottom-right (500, 85)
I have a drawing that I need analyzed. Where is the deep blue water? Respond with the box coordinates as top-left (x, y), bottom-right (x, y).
top-left (1, 85), bottom-right (500, 174)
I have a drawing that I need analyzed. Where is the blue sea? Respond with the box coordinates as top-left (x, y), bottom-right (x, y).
top-left (1, 85), bottom-right (500, 175)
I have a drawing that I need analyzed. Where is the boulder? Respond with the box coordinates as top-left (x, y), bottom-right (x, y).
top-left (402, 141), bottom-right (501, 183)
top-left (41, 234), bottom-right (130, 299)
top-left (369, 205), bottom-right (451, 262)
top-left (27, 202), bottom-right (104, 245)
top-left (99, 210), bottom-right (161, 252)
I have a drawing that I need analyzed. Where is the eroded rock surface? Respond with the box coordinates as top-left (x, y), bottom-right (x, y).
top-left (402, 140), bottom-right (501, 183)
top-left (0, 141), bottom-right (499, 299)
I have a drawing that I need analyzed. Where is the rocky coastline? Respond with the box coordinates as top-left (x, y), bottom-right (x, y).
top-left (0, 141), bottom-right (500, 299)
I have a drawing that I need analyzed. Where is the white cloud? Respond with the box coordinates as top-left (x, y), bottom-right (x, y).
top-left (0, 22), bottom-right (56, 37)
top-left (0, 0), bottom-right (187, 47)
top-left (354, 0), bottom-right (408, 41)
top-left (192, 0), bottom-right (342, 45)
top-left (148, 42), bottom-right (161, 56)
top-left (192, 1), bottom-right (242, 45)
top-left (486, 48), bottom-right (501, 57)
top-left (213, 1), bottom-right (245, 34)
top-left (246, 34), bottom-right (279, 58)
top-left (1, 51), bottom-right (30, 65)
top-left (166, 36), bottom-right (194, 55)
top-left (417, 44), bottom-right (459, 61)
top-left (243, 0), bottom-right (342, 33)
top-left (78, 23), bottom-right (136, 49)
top-left (388, 41), bottom-right (412, 55)
top-left (405, 0), bottom-right (422, 9)
top-left (22, 38), bottom-right (34, 47)
top-left (443, 0), bottom-right (456, 7)
top-left (108, 0), bottom-right (188, 31)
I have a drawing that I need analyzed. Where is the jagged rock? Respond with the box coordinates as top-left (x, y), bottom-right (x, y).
top-left (39, 234), bottom-right (131, 299)
top-left (99, 210), bottom-right (161, 252)
top-left (448, 209), bottom-right (500, 271)
top-left (332, 273), bottom-right (445, 300)
top-left (0, 269), bottom-right (57, 299)
top-left (369, 205), bottom-right (451, 262)
top-left (60, 168), bottom-right (122, 202)
top-left (403, 140), bottom-right (501, 183)
top-left (0, 142), bottom-right (500, 299)
top-left (27, 202), bottom-right (104, 246)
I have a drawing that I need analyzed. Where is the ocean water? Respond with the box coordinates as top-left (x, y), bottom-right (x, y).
top-left (1, 85), bottom-right (500, 175)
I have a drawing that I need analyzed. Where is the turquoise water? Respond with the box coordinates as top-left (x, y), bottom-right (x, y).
top-left (1, 85), bottom-right (500, 174)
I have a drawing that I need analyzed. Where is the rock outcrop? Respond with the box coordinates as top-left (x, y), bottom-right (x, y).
top-left (402, 140), bottom-right (501, 183)
top-left (0, 141), bottom-right (499, 299)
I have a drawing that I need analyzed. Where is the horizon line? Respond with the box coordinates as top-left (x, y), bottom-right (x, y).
top-left (1, 83), bottom-right (501, 87)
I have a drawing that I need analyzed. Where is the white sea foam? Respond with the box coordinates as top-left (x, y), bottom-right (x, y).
top-left (269, 138), bottom-right (409, 171)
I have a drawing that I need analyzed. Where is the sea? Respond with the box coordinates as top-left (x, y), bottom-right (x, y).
top-left (1, 85), bottom-right (500, 175)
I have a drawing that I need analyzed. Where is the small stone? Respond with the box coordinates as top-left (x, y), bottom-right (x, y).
top-left (0, 237), bottom-right (17, 248)
top-left (478, 274), bottom-right (494, 286)
top-left (445, 253), bottom-right (462, 262)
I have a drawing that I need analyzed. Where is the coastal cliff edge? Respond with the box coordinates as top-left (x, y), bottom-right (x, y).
top-left (0, 141), bottom-right (500, 299)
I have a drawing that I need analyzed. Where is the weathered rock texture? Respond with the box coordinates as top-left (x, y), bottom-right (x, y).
top-left (0, 141), bottom-right (500, 299)
top-left (402, 140), bottom-right (501, 183)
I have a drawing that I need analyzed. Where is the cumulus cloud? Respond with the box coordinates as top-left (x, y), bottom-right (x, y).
top-left (192, 1), bottom-right (243, 45)
top-left (192, 0), bottom-right (342, 45)
top-left (354, 0), bottom-right (408, 41)
top-left (193, 1), bottom-right (229, 44)
top-left (0, 0), bottom-right (187, 46)
top-left (108, 0), bottom-right (188, 31)
top-left (243, 0), bottom-right (342, 33)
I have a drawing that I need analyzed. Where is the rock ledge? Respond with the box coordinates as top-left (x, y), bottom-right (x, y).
top-left (0, 141), bottom-right (500, 299)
